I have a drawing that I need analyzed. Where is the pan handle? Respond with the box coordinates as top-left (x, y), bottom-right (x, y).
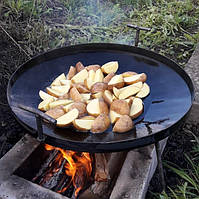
top-left (17, 104), bottom-right (57, 141)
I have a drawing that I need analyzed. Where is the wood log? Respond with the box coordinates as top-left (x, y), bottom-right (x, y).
top-left (79, 151), bottom-right (127, 199)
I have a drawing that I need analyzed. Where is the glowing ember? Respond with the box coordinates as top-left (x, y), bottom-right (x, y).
top-left (44, 144), bottom-right (92, 198)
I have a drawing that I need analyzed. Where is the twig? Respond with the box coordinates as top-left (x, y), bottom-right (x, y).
top-left (0, 24), bottom-right (31, 59)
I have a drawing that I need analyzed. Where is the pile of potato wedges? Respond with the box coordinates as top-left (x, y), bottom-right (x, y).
top-left (38, 61), bottom-right (150, 133)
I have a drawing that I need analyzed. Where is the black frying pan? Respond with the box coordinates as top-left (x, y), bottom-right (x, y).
top-left (7, 43), bottom-right (194, 152)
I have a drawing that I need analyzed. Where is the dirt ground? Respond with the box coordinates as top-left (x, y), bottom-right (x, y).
top-left (0, 27), bottom-right (199, 197)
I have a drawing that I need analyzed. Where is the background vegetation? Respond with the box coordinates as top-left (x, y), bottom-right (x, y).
top-left (0, 0), bottom-right (199, 198)
top-left (1, 0), bottom-right (199, 65)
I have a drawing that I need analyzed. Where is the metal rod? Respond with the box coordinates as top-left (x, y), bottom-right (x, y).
top-left (35, 114), bottom-right (45, 141)
top-left (155, 141), bottom-right (166, 191)
top-left (127, 24), bottom-right (151, 47)
top-left (17, 104), bottom-right (57, 124)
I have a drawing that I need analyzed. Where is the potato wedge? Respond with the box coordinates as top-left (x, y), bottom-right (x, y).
top-left (75, 83), bottom-right (90, 93)
top-left (67, 66), bottom-right (76, 80)
top-left (69, 102), bottom-right (87, 117)
top-left (63, 103), bottom-right (74, 112)
top-left (76, 61), bottom-right (85, 73)
top-left (101, 61), bottom-right (118, 74)
top-left (81, 115), bottom-right (96, 120)
top-left (92, 92), bottom-right (103, 99)
top-left (81, 93), bottom-right (91, 101)
top-left (49, 99), bottom-right (73, 109)
top-left (46, 87), bottom-right (66, 98)
top-left (51, 85), bottom-right (71, 95)
top-left (86, 99), bottom-right (100, 116)
top-left (103, 72), bottom-right (115, 84)
top-left (94, 69), bottom-right (104, 83)
top-left (73, 119), bottom-right (94, 131)
top-left (84, 69), bottom-right (96, 89)
top-left (118, 84), bottom-right (141, 99)
top-left (124, 73), bottom-right (147, 85)
top-left (39, 90), bottom-right (57, 100)
top-left (71, 69), bottom-right (88, 84)
top-left (60, 79), bottom-right (71, 86)
top-left (113, 115), bottom-right (134, 133)
top-left (130, 98), bottom-right (143, 119)
top-left (51, 73), bottom-right (66, 86)
top-left (108, 74), bottom-right (124, 90)
top-left (70, 87), bottom-right (83, 102)
top-left (136, 83), bottom-right (150, 98)
top-left (91, 114), bottom-right (110, 133)
top-left (91, 82), bottom-right (108, 94)
top-left (110, 99), bottom-right (130, 115)
top-left (38, 97), bottom-right (54, 111)
top-left (86, 64), bottom-right (100, 72)
top-left (109, 110), bottom-right (121, 124)
top-left (58, 93), bottom-right (69, 100)
top-left (99, 98), bottom-right (109, 115)
top-left (56, 108), bottom-right (79, 127)
top-left (113, 87), bottom-right (120, 98)
top-left (103, 90), bottom-right (114, 105)
top-left (122, 71), bottom-right (137, 78)
top-left (45, 106), bottom-right (65, 119)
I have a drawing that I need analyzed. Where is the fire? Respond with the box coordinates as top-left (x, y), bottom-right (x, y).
top-left (45, 144), bottom-right (92, 197)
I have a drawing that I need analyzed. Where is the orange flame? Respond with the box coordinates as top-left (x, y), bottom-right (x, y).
top-left (45, 144), bottom-right (92, 197)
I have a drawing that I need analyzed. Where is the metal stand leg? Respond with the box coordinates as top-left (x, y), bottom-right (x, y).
top-left (155, 141), bottom-right (166, 191)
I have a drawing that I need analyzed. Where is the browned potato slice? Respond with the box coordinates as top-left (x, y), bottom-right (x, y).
top-left (130, 98), bottom-right (143, 119)
top-left (86, 99), bottom-right (100, 116)
top-left (101, 61), bottom-right (118, 74)
top-left (45, 106), bottom-right (65, 119)
top-left (51, 73), bottom-right (66, 86)
top-left (73, 118), bottom-right (94, 131)
top-left (113, 115), bottom-right (134, 133)
top-left (75, 83), bottom-right (90, 93)
top-left (67, 66), bottom-right (76, 80)
top-left (69, 102), bottom-right (87, 117)
top-left (94, 69), bottom-right (104, 83)
top-left (86, 64), bottom-right (101, 72)
top-left (92, 92), bottom-right (103, 99)
top-left (38, 98), bottom-right (54, 111)
top-left (76, 61), bottom-right (85, 73)
top-left (109, 110), bottom-right (121, 124)
top-left (56, 108), bottom-right (79, 127)
top-left (122, 71), bottom-right (137, 78)
top-left (39, 90), bottom-right (57, 100)
top-left (103, 90), bottom-right (114, 105)
top-left (46, 87), bottom-right (65, 98)
top-left (124, 73), bottom-right (147, 85)
top-left (91, 114), bottom-right (110, 133)
top-left (103, 72), bottom-right (115, 84)
top-left (70, 87), bottom-right (83, 102)
top-left (118, 85), bottom-right (141, 99)
top-left (99, 98), bottom-right (109, 115)
top-left (110, 99), bottom-right (130, 115)
top-left (108, 74), bottom-right (124, 90)
top-left (136, 83), bottom-right (150, 98)
top-left (71, 69), bottom-right (88, 84)
top-left (49, 99), bottom-right (73, 109)
top-left (91, 82), bottom-right (108, 93)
